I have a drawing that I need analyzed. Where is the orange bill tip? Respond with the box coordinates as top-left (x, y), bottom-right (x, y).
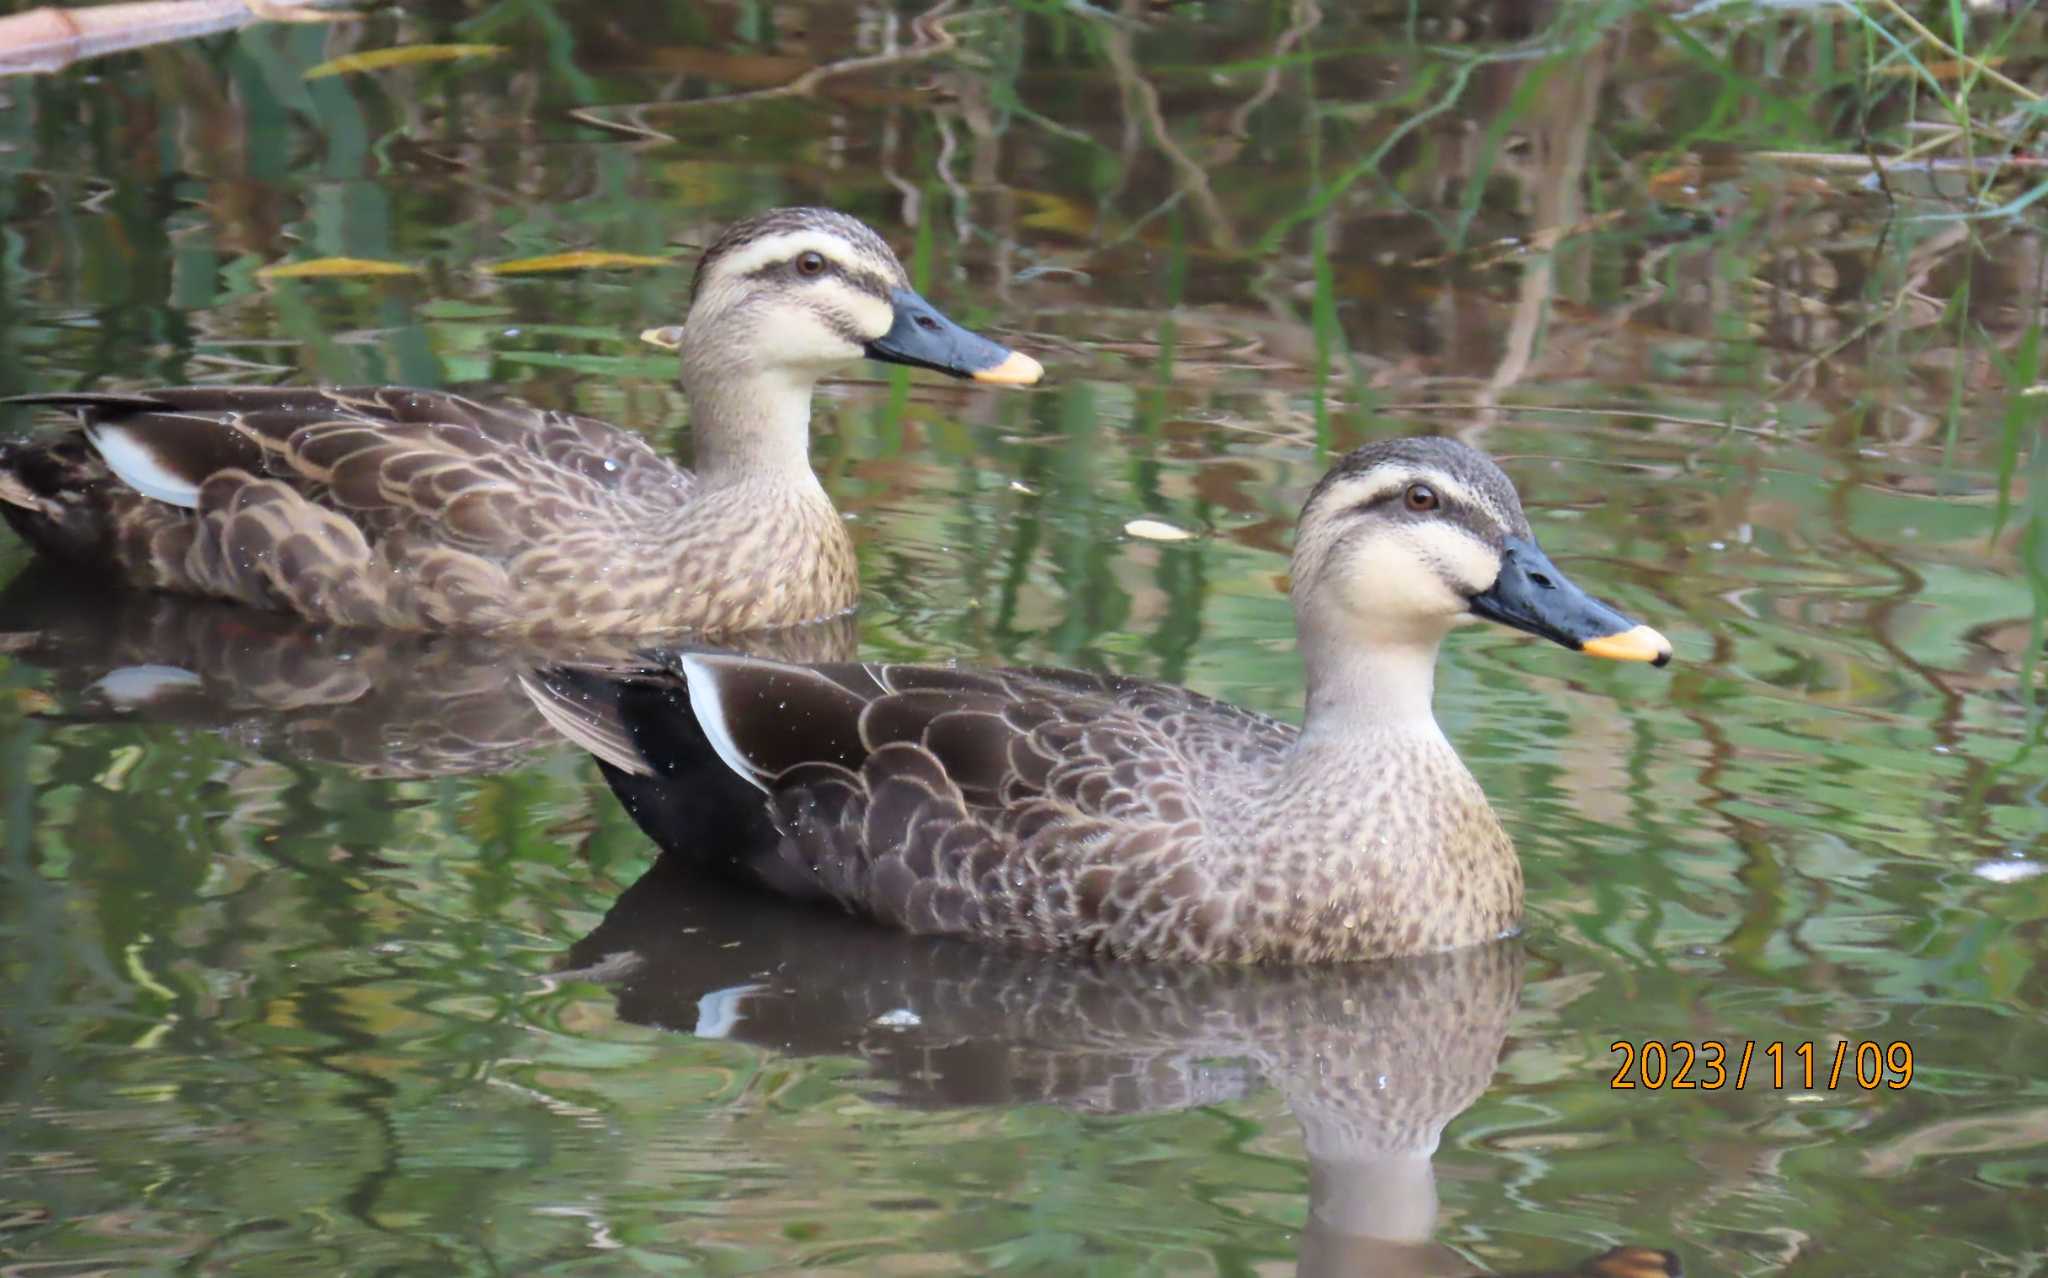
top-left (970, 349), bottom-right (1044, 387)
top-left (1581, 623), bottom-right (1673, 667)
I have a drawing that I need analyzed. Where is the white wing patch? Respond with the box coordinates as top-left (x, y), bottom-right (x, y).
top-left (85, 423), bottom-right (203, 508)
top-left (680, 654), bottom-right (773, 794)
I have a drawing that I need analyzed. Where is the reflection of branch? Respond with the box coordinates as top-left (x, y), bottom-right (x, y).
top-left (1374, 402), bottom-right (1774, 437)
top-left (569, 0), bottom-right (966, 142)
top-left (0, 0), bottom-right (353, 76)
top-left (1477, 30), bottom-right (1611, 422)
top-left (1479, 257), bottom-right (1552, 422)
top-left (1227, 0), bottom-right (1320, 139)
top-left (1253, 52), bottom-right (1492, 255)
top-left (876, 11), bottom-right (925, 234)
top-left (1096, 4), bottom-right (1236, 251)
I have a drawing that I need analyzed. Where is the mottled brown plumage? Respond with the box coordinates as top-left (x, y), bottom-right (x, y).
top-left (0, 207), bottom-right (1040, 636)
top-left (529, 437), bottom-right (1673, 964)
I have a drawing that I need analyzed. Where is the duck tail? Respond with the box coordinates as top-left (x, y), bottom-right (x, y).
top-left (521, 660), bottom-right (797, 884)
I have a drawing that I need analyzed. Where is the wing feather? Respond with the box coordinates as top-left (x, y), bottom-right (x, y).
top-left (528, 652), bottom-right (1298, 956)
top-left (3, 386), bottom-right (701, 629)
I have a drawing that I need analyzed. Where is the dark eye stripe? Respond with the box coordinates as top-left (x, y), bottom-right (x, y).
top-left (1350, 486), bottom-right (1407, 515)
top-left (740, 259), bottom-right (896, 299)
top-left (1351, 484), bottom-right (1470, 524)
top-left (744, 260), bottom-right (816, 283)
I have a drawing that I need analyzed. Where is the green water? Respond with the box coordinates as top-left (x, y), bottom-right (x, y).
top-left (1, 1), bottom-right (2044, 1274)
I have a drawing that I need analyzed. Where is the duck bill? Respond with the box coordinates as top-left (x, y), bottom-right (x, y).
top-left (865, 287), bottom-right (1043, 385)
top-left (1467, 537), bottom-right (1672, 666)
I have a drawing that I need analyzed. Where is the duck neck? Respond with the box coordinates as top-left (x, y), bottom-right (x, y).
top-left (680, 345), bottom-right (825, 489)
top-left (1293, 612), bottom-right (1448, 750)
top-left (1251, 612), bottom-right (1517, 962)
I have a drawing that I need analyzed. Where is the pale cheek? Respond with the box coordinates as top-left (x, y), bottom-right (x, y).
top-left (1337, 535), bottom-right (1468, 618)
top-left (844, 292), bottom-right (894, 342)
top-left (763, 314), bottom-right (865, 367)
top-left (1333, 521), bottom-right (1509, 624)
top-left (1423, 524), bottom-right (1502, 598)
top-left (1345, 568), bottom-right (1465, 619)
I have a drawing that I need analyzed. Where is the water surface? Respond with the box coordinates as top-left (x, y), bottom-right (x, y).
top-left (0, 2), bottom-right (2044, 1274)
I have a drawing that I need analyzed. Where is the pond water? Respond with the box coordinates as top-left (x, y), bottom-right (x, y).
top-left (1, 1), bottom-right (2044, 1274)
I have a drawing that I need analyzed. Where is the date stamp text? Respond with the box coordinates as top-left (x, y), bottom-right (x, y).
top-left (1609, 1040), bottom-right (1914, 1090)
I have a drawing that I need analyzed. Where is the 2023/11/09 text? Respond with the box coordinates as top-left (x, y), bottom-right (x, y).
top-left (1610, 1041), bottom-right (1914, 1090)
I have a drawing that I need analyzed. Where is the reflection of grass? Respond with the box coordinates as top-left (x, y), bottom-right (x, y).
top-left (1987, 325), bottom-right (2046, 729)
top-left (1710, 0), bottom-right (2048, 218)
top-left (1853, 0), bottom-right (2040, 200)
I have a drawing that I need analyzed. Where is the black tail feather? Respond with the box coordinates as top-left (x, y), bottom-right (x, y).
top-left (533, 662), bottom-right (808, 893)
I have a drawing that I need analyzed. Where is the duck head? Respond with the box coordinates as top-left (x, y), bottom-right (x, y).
top-left (668, 206), bottom-right (1042, 388)
top-left (1291, 437), bottom-right (1672, 677)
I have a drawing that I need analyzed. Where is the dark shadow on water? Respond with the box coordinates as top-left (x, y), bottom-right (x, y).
top-left (562, 857), bottom-right (1680, 1278)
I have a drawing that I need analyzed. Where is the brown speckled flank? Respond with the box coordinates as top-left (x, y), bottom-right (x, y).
top-left (0, 386), bottom-right (857, 636)
top-left (530, 438), bottom-right (1670, 964)
top-left (0, 208), bottom-right (1025, 637)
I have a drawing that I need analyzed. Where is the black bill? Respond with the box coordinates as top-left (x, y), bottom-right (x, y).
top-left (865, 287), bottom-right (1043, 385)
top-left (1467, 536), bottom-right (1672, 666)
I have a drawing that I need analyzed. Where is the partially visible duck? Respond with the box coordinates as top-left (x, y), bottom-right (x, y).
top-left (527, 437), bottom-right (1671, 964)
top-left (0, 206), bottom-right (1041, 636)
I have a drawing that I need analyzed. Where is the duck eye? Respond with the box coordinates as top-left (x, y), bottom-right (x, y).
top-left (1403, 483), bottom-right (1440, 512)
top-left (794, 251), bottom-right (827, 277)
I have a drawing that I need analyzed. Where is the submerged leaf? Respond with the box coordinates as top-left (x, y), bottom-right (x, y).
top-left (1124, 518), bottom-right (1196, 542)
top-left (255, 257), bottom-right (420, 279)
top-left (483, 251), bottom-right (675, 275)
top-left (304, 43), bottom-right (504, 79)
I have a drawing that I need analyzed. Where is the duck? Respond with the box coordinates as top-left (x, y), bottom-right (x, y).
top-left (525, 436), bottom-right (1672, 964)
top-left (0, 207), bottom-right (1042, 637)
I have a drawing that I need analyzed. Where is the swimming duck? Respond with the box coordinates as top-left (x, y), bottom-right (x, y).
top-left (527, 437), bottom-right (1672, 964)
top-left (0, 207), bottom-right (1042, 637)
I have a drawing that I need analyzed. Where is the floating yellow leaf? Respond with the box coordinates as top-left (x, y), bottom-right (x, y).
top-left (1018, 190), bottom-right (1099, 237)
top-left (639, 326), bottom-right (684, 351)
top-left (484, 251), bottom-right (676, 275)
top-left (256, 257), bottom-right (421, 279)
top-left (304, 43), bottom-right (506, 79)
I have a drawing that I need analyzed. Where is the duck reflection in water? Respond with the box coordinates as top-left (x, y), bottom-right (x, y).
top-left (0, 562), bottom-right (855, 778)
top-left (561, 859), bottom-right (1679, 1278)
